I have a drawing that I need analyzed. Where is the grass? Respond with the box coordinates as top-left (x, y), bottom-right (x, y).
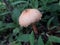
top-left (0, 0), bottom-right (60, 45)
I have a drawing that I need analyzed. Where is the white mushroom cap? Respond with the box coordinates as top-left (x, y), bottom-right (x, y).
top-left (19, 9), bottom-right (42, 27)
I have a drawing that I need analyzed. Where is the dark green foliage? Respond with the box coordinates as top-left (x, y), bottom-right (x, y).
top-left (0, 0), bottom-right (60, 45)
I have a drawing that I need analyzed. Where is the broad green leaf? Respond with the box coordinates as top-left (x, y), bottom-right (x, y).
top-left (9, 41), bottom-right (22, 45)
top-left (30, 0), bottom-right (38, 8)
top-left (47, 17), bottom-right (57, 30)
top-left (0, 2), bottom-right (5, 5)
top-left (0, 23), bottom-right (16, 31)
top-left (8, 34), bottom-right (14, 42)
top-left (0, 27), bottom-right (6, 31)
top-left (52, 16), bottom-right (59, 26)
top-left (41, 0), bottom-right (48, 5)
top-left (40, 0), bottom-right (59, 11)
top-left (16, 34), bottom-right (29, 42)
top-left (12, 8), bottom-right (20, 24)
top-left (9, 41), bottom-right (16, 45)
top-left (45, 39), bottom-right (52, 45)
top-left (48, 3), bottom-right (60, 11)
top-left (11, 1), bottom-right (27, 6)
top-left (0, 5), bottom-right (6, 9)
top-left (34, 0), bottom-right (38, 8)
top-left (0, 11), bottom-right (10, 16)
top-left (0, 21), bottom-right (5, 28)
top-left (29, 31), bottom-right (34, 45)
top-left (38, 36), bottom-right (44, 45)
top-left (13, 27), bottom-right (20, 35)
top-left (49, 36), bottom-right (60, 43)
top-left (47, 0), bottom-right (57, 3)
top-left (40, 0), bottom-right (57, 5)
top-left (59, 1), bottom-right (60, 5)
top-left (5, 23), bottom-right (16, 28)
top-left (0, 21), bottom-right (6, 31)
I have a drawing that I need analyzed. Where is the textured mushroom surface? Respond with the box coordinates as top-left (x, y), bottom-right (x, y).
top-left (19, 9), bottom-right (42, 27)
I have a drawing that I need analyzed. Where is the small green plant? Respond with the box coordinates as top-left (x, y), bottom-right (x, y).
top-left (0, 0), bottom-right (60, 45)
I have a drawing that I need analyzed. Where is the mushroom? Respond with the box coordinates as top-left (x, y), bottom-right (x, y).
top-left (19, 9), bottom-right (42, 34)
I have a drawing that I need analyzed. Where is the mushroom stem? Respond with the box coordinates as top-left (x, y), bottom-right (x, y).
top-left (32, 24), bottom-right (38, 34)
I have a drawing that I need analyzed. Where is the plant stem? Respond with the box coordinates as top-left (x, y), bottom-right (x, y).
top-left (32, 24), bottom-right (38, 35)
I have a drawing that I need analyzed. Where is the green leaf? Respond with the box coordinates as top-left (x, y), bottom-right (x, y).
top-left (5, 23), bottom-right (16, 28)
top-left (11, 1), bottom-right (27, 6)
top-left (29, 0), bottom-right (38, 8)
top-left (47, 0), bottom-right (57, 3)
top-left (12, 8), bottom-right (20, 24)
top-left (38, 36), bottom-right (44, 45)
top-left (34, 0), bottom-right (38, 8)
top-left (8, 34), bottom-right (14, 42)
top-left (0, 21), bottom-right (5, 28)
top-left (0, 11), bottom-right (10, 16)
top-left (16, 34), bottom-right (29, 42)
top-left (9, 41), bottom-right (22, 45)
top-left (45, 39), bottom-right (52, 45)
top-left (41, 0), bottom-right (48, 5)
top-left (52, 16), bottom-right (59, 26)
top-left (49, 36), bottom-right (60, 43)
top-left (29, 31), bottom-right (34, 45)
top-left (9, 41), bottom-right (16, 45)
top-left (0, 23), bottom-right (16, 31)
top-left (13, 27), bottom-right (20, 35)
top-left (59, 1), bottom-right (60, 5)
top-left (47, 17), bottom-right (57, 30)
